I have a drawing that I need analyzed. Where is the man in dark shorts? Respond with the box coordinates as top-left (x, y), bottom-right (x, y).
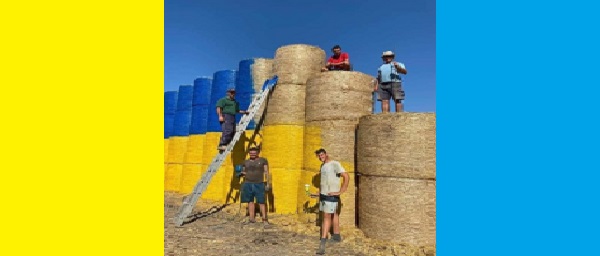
top-left (375, 50), bottom-right (408, 112)
top-left (239, 147), bottom-right (271, 226)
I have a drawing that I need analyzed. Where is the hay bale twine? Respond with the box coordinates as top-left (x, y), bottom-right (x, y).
top-left (304, 120), bottom-right (357, 173)
top-left (306, 71), bottom-right (375, 122)
top-left (357, 113), bottom-right (436, 179)
top-left (264, 83), bottom-right (305, 126)
top-left (358, 175), bottom-right (436, 246)
top-left (274, 44), bottom-right (325, 85)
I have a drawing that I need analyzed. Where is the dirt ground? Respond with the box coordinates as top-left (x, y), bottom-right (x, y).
top-left (164, 193), bottom-right (435, 256)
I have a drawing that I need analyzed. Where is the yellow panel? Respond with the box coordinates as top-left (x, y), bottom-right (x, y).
top-left (164, 138), bottom-right (169, 163)
top-left (261, 125), bottom-right (304, 169)
top-left (167, 136), bottom-right (189, 163)
top-left (267, 168), bottom-right (301, 214)
top-left (296, 169), bottom-right (319, 218)
top-left (184, 134), bottom-right (205, 164)
top-left (180, 164), bottom-right (206, 194)
top-left (164, 164), bottom-right (183, 192)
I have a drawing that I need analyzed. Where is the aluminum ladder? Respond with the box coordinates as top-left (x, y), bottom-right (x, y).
top-left (173, 75), bottom-right (278, 226)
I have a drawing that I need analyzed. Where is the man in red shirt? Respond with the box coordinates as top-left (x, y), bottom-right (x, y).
top-left (321, 45), bottom-right (350, 71)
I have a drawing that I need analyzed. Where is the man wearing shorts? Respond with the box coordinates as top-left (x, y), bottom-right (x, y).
top-left (375, 50), bottom-right (408, 112)
top-left (240, 147), bottom-right (271, 226)
top-left (310, 148), bottom-right (349, 255)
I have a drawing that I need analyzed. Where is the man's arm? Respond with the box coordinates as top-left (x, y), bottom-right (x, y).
top-left (216, 107), bottom-right (224, 122)
top-left (394, 62), bottom-right (408, 75)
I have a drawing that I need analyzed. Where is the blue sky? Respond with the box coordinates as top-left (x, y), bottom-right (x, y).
top-left (165, 0), bottom-right (435, 112)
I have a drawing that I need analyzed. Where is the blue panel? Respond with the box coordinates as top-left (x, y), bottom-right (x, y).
top-left (207, 70), bottom-right (237, 132)
top-left (189, 105), bottom-right (209, 135)
top-left (234, 92), bottom-right (255, 130)
top-left (235, 59), bottom-right (255, 95)
top-left (192, 77), bottom-right (212, 106)
top-left (172, 110), bottom-right (192, 136)
top-left (176, 85), bottom-right (194, 111)
top-left (164, 113), bottom-right (175, 138)
top-left (164, 91), bottom-right (178, 115)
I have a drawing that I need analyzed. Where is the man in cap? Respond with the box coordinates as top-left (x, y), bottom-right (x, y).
top-left (375, 50), bottom-right (408, 112)
top-left (215, 88), bottom-right (249, 151)
top-left (321, 45), bottom-right (351, 72)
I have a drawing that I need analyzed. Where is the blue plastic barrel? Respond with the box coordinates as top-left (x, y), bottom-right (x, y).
top-left (164, 91), bottom-right (178, 114)
top-left (236, 59), bottom-right (256, 95)
top-left (193, 77), bottom-right (212, 106)
top-left (164, 113), bottom-right (175, 138)
top-left (189, 105), bottom-right (210, 135)
top-left (176, 85), bottom-right (194, 111)
top-left (207, 70), bottom-right (237, 132)
top-left (172, 110), bottom-right (192, 136)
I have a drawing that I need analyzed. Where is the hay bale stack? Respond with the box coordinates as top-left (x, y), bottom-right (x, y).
top-left (305, 71), bottom-right (375, 122)
top-left (264, 83), bottom-right (306, 126)
top-left (251, 58), bottom-right (274, 92)
top-left (274, 44), bottom-right (325, 85)
top-left (357, 112), bottom-right (436, 247)
top-left (357, 113), bottom-right (436, 179)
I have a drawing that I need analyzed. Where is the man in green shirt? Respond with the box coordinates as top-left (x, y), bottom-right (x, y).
top-left (216, 88), bottom-right (248, 151)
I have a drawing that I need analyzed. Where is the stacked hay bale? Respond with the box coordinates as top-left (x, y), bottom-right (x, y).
top-left (202, 70), bottom-right (237, 203)
top-left (301, 71), bottom-right (374, 227)
top-left (357, 113), bottom-right (436, 248)
top-left (164, 91), bottom-right (178, 185)
top-left (180, 77), bottom-right (212, 194)
top-left (165, 85), bottom-right (193, 192)
top-left (261, 44), bottom-right (325, 214)
top-left (250, 58), bottom-right (274, 128)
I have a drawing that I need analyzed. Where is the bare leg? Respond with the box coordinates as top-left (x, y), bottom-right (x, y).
top-left (259, 203), bottom-right (267, 220)
top-left (248, 202), bottom-right (256, 221)
top-left (321, 213), bottom-right (332, 238)
top-left (395, 101), bottom-right (404, 112)
top-left (332, 212), bottom-right (340, 234)
top-left (381, 100), bottom-right (390, 112)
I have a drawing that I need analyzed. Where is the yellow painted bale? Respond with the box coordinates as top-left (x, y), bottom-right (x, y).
top-left (261, 125), bottom-right (304, 169)
top-left (180, 164), bottom-right (206, 194)
top-left (202, 132), bottom-right (232, 166)
top-left (306, 71), bottom-right (375, 122)
top-left (201, 166), bottom-right (227, 203)
top-left (164, 138), bottom-right (169, 163)
top-left (274, 44), bottom-right (325, 85)
top-left (339, 172), bottom-right (358, 228)
top-left (184, 134), bottom-right (205, 164)
top-left (264, 83), bottom-right (306, 126)
top-left (167, 136), bottom-right (189, 163)
top-left (268, 168), bottom-right (301, 214)
top-left (304, 120), bottom-right (357, 173)
top-left (164, 164), bottom-right (183, 192)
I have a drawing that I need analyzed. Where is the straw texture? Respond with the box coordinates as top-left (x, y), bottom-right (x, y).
top-left (357, 113), bottom-right (436, 179)
top-left (264, 83), bottom-right (306, 126)
top-left (180, 164), bottom-right (206, 194)
top-left (167, 136), bottom-right (189, 164)
top-left (358, 175), bottom-right (436, 246)
top-left (305, 71), bottom-right (375, 122)
top-left (274, 44), bottom-right (325, 85)
top-left (251, 58), bottom-right (275, 92)
top-left (267, 168), bottom-right (301, 214)
top-left (304, 120), bottom-right (357, 173)
top-left (165, 164), bottom-right (183, 192)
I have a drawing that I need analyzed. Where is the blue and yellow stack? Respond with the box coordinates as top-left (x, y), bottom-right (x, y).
top-left (164, 91), bottom-right (178, 184)
top-left (165, 85), bottom-right (193, 192)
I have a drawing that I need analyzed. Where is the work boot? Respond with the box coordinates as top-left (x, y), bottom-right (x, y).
top-left (331, 233), bottom-right (342, 242)
top-left (316, 238), bottom-right (326, 255)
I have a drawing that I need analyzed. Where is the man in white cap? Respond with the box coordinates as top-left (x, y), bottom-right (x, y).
top-left (215, 88), bottom-right (249, 151)
top-left (375, 51), bottom-right (408, 112)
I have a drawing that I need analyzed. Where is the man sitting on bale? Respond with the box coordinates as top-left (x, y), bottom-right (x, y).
top-left (321, 44), bottom-right (351, 72)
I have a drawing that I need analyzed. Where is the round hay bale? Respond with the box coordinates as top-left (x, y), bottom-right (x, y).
top-left (251, 58), bottom-right (274, 93)
top-left (358, 175), bottom-right (436, 246)
top-left (304, 120), bottom-right (357, 173)
top-left (357, 113), bottom-right (436, 179)
top-left (306, 71), bottom-right (375, 122)
top-left (264, 83), bottom-right (305, 126)
top-left (274, 44), bottom-right (325, 85)
top-left (261, 125), bottom-right (304, 169)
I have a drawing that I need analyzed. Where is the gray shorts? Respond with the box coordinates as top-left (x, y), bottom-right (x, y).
top-left (377, 82), bottom-right (405, 101)
top-left (319, 200), bottom-right (339, 214)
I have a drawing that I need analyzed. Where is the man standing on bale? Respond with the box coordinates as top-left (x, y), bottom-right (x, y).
top-left (321, 45), bottom-right (351, 71)
top-left (309, 148), bottom-right (349, 255)
top-left (375, 50), bottom-right (408, 112)
top-left (215, 88), bottom-right (249, 151)
top-left (239, 147), bottom-right (271, 226)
